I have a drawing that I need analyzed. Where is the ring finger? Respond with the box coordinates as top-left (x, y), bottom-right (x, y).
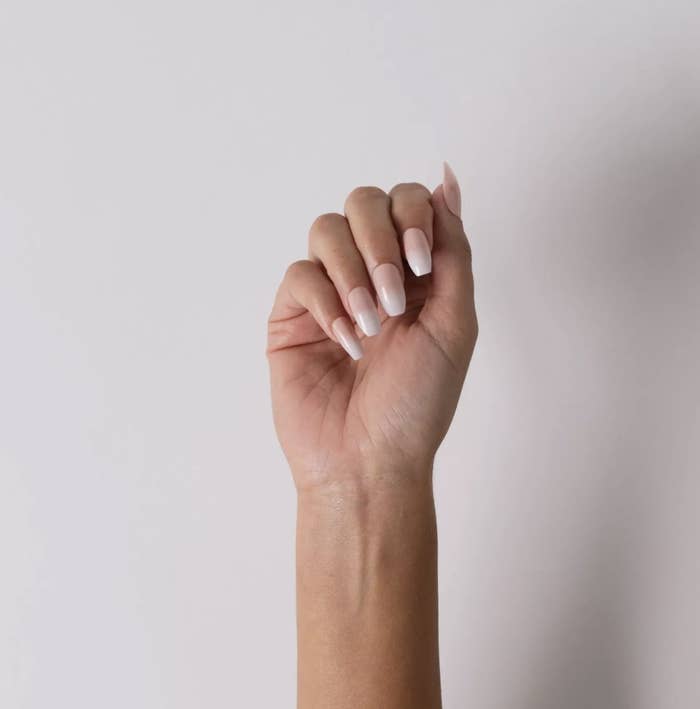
top-left (308, 212), bottom-right (382, 337)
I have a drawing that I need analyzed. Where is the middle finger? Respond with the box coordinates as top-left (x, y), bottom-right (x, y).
top-left (343, 186), bottom-right (406, 317)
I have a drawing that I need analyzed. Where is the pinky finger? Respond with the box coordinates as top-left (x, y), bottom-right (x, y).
top-left (268, 259), bottom-right (363, 360)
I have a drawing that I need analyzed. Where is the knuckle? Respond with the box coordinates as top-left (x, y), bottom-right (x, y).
top-left (285, 258), bottom-right (315, 281)
top-left (391, 201), bottom-right (433, 226)
top-left (389, 181), bottom-right (431, 199)
top-left (309, 212), bottom-right (345, 241)
top-left (344, 185), bottom-right (386, 210)
top-left (389, 183), bottom-right (433, 228)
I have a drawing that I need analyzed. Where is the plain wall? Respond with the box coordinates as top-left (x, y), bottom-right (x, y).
top-left (1, 1), bottom-right (699, 707)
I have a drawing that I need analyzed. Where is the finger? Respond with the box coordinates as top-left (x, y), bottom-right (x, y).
top-left (343, 186), bottom-right (406, 317)
top-left (268, 259), bottom-right (363, 360)
top-left (308, 213), bottom-right (381, 338)
top-left (429, 163), bottom-right (473, 308)
top-left (389, 182), bottom-right (434, 277)
top-left (418, 165), bottom-right (477, 360)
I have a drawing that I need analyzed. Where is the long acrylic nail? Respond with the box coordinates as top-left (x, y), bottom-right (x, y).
top-left (372, 263), bottom-right (406, 316)
top-left (348, 286), bottom-right (381, 337)
top-left (443, 161), bottom-right (462, 218)
top-left (331, 316), bottom-right (363, 360)
top-left (403, 227), bottom-right (432, 276)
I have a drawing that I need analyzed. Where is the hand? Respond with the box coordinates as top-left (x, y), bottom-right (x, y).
top-left (267, 163), bottom-right (477, 493)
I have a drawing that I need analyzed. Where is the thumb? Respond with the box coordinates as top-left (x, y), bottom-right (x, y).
top-left (418, 163), bottom-right (477, 369)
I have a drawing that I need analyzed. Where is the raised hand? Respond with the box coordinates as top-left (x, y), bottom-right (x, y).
top-left (267, 163), bottom-right (477, 492)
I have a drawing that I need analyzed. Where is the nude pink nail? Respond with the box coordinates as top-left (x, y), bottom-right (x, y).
top-left (331, 316), bottom-right (363, 360)
top-left (403, 227), bottom-right (432, 276)
top-left (348, 287), bottom-right (381, 337)
top-left (443, 161), bottom-right (462, 218)
top-left (372, 263), bottom-right (405, 316)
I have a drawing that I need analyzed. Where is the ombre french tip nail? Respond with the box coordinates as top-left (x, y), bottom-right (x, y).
top-left (372, 263), bottom-right (406, 317)
top-left (443, 161), bottom-right (462, 218)
top-left (331, 316), bottom-right (363, 360)
top-left (403, 227), bottom-right (432, 276)
top-left (348, 286), bottom-right (381, 337)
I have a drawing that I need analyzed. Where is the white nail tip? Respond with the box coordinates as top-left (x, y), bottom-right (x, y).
top-left (357, 312), bottom-right (381, 337)
top-left (332, 317), bottom-right (363, 360)
top-left (408, 259), bottom-right (431, 276)
top-left (378, 289), bottom-right (405, 317)
top-left (372, 263), bottom-right (406, 317)
top-left (403, 227), bottom-right (432, 276)
top-left (347, 287), bottom-right (381, 337)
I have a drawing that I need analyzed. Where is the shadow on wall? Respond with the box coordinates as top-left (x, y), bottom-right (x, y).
top-left (516, 103), bottom-right (700, 709)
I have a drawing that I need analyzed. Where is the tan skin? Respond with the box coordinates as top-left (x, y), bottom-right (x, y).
top-left (267, 166), bottom-right (477, 708)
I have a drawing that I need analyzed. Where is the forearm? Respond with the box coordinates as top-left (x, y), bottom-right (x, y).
top-left (295, 472), bottom-right (441, 709)
top-left (270, 164), bottom-right (473, 706)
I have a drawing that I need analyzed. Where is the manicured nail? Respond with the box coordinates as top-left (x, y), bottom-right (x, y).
top-left (443, 161), bottom-right (462, 218)
top-left (372, 263), bottom-right (406, 316)
top-left (348, 287), bottom-right (381, 337)
top-left (403, 227), bottom-right (432, 276)
top-left (331, 316), bottom-right (363, 360)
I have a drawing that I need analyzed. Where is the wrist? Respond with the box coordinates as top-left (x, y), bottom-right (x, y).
top-left (295, 466), bottom-right (438, 592)
top-left (294, 462), bottom-right (442, 709)
top-left (294, 457), bottom-right (435, 507)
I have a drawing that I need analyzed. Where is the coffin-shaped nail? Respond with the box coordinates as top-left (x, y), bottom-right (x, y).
top-left (331, 316), bottom-right (363, 360)
top-left (372, 263), bottom-right (406, 316)
top-left (403, 227), bottom-right (432, 276)
top-left (443, 161), bottom-right (462, 218)
top-left (348, 287), bottom-right (381, 337)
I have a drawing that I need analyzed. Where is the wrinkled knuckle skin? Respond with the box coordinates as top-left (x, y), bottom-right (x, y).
top-left (344, 185), bottom-right (386, 211)
top-left (389, 182), bottom-right (431, 199)
top-left (309, 212), bottom-right (345, 242)
top-left (285, 258), bottom-right (314, 282)
top-left (391, 202), bottom-right (434, 226)
top-left (266, 318), bottom-right (295, 354)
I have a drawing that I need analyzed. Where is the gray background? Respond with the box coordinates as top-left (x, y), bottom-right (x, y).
top-left (1, 1), bottom-right (699, 707)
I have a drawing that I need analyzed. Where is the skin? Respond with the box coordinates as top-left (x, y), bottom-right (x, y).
top-left (267, 167), bottom-right (477, 708)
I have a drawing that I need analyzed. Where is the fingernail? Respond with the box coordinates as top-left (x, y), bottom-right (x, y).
top-left (372, 263), bottom-right (406, 316)
top-left (443, 161), bottom-right (462, 218)
top-left (403, 227), bottom-right (432, 276)
top-left (348, 287), bottom-right (381, 337)
top-left (332, 316), bottom-right (363, 360)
